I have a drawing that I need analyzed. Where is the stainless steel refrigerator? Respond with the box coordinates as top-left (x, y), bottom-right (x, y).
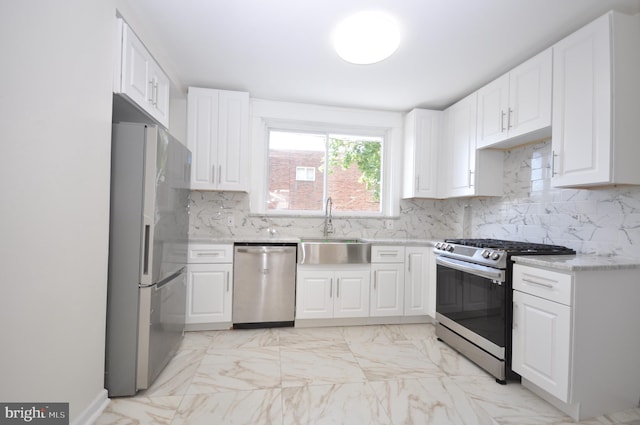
top-left (105, 122), bottom-right (191, 397)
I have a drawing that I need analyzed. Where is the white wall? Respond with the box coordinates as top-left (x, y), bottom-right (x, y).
top-left (0, 1), bottom-right (115, 423)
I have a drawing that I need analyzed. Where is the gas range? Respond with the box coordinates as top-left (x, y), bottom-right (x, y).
top-left (434, 238), bottom-right (575, 269)
top-left (434, 238), bottom-right (575, 383)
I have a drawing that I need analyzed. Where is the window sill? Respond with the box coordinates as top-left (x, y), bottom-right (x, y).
top-left (249, 212), bottom-right (398, 220)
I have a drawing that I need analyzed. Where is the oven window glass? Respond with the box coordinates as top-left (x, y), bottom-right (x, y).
top-left (436, 265), bottom-right (506, 347)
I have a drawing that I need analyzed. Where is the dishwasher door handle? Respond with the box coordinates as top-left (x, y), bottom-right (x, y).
top-left (235, 247), bottom-right (294, 254)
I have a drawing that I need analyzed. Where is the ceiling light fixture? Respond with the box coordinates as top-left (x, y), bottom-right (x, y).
top-left (332, 11), bottom-right (401, 65)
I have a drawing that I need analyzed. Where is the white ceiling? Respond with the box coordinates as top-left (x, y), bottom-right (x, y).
top-left (123, 0), bottom-right (640, 112)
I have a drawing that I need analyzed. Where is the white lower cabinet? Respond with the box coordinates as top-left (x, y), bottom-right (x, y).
top-left (185, 243), bottom-right (233, 329)
top-left (370, 245), bottom-right (405, 317)
top-left (296, 265), bottom-right (370, 319)
top-left (370, 264), bottom-right (404, 316)
top-left (512, 289), bottom-right (571, 401)
top-left (296, 245), bottom-right (434, 325)
top-left (512, 262), bottom-right (640, 421)
top-left (186, 263), bottom-right (232, 324)
top-left (404, 247), bottom-right (430, 316)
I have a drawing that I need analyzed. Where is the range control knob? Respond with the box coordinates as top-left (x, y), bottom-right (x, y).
top-left (481, 249), bottom-right (491, 259)
top-left (491, 252), bottom-right (501, 260)
top-left (435, 242), bottom-right (442, 249)
top-left (446, 244), bottom-right (455, 252)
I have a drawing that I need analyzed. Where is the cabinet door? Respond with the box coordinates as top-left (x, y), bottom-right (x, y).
top-left (370, 264), bottom-right (404, 317)
top-left (216, 90), bottom-right (250, 191)
top-left (334, 269), bottom-right (370, 318)
top-left (121, 23), bottom-right (152, 114)
top-left (296, 269), bottom-right (333, 319)
top-left (551, 13), bottom-right (611, 187)
top-left (402, 109), bottom-right (440, 198)
top-left (186, 263), bottom-right (232, 324)
top-left (443, 93), bottom-right (477, 197)
top-left (187, 88), bottom-right (249, 191)
top-left (404, 247), bottom-right (429, 316)
top-left (476, 73), bottom-right (509, 148)
top-left (512, 290), bottom-right (571, 402)
top-left (119, 22), bottom-right (170, 129)
top-left (187, 87), bottom-right (220, 190)
top-left (508, 48), bottom-right (552, 140)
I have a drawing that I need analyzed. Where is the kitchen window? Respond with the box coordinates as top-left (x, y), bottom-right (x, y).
top-left (249, 99), bottom-right (402, 218)
top-left (268, 130), bottom-right (383, 214)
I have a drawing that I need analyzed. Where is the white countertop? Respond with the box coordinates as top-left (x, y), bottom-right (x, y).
top-left (189, 237), bottom-right (436, 246)
top-left (512, 254), bottom-right (640, 271)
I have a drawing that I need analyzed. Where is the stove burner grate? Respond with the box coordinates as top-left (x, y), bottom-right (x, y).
top-left (443, 238), bottom-right (575, 254)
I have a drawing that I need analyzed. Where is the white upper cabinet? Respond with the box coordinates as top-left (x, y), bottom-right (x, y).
top-left (551, 11), bottom-right (640, 188)
top-left (476, 48), bottom-right (552, 149)
top-left (441, 93), bottom-right (503, 198)
top-left (402, 109), bottom-right (441, 198)
top-left (187, 87), bottom-right (250, 191)
top-left (114, 19), bottom-right (170, 128)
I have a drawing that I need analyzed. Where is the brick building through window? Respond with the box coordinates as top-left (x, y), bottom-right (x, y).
top-left (268, 149), bottom-right (379, 212)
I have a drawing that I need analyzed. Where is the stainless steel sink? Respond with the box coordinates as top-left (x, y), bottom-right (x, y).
top-left (297, 238), bottom-right (371, 264)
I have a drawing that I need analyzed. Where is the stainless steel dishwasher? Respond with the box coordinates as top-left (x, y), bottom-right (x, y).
top-left (233, 243), bottom-right (297, 328)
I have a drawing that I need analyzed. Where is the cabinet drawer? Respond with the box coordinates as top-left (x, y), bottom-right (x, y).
top-left (513, 264), bottom-right (572, 305)
top-left (188, 243), bottom-right (233, 263)
top-left (371, 245), bottom-right (406, 263)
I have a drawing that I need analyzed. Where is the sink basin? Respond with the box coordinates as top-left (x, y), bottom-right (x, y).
top-left (298, 238), bottom-right (371, 264)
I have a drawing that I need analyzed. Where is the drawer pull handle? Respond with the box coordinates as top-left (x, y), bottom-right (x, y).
top-left (522, 277), bottom-right (554, 289)
top-left (196, 252), bottom-right (220, 257)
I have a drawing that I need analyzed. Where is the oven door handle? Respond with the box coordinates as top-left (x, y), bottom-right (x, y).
top-left (436, 256), bottom-right (505, 282)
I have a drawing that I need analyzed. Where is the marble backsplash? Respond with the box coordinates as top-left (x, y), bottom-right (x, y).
top-left (189, 139), bottom-right (640, 259)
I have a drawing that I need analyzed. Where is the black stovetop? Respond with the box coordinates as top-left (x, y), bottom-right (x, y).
top-left (444, 238), bottom-right (575, 255)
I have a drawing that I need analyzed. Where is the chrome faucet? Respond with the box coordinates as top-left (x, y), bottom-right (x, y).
top-left (323, 197), bottom-right (334, 238)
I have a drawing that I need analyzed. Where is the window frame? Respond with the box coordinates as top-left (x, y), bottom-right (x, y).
top-left (267, 127), bottom-right (385, 216)
top-left (249, 99), bottom-right (403, 218)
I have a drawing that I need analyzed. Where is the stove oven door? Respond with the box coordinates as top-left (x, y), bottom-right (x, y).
top-left (435, 256), bottom-right (506, 359)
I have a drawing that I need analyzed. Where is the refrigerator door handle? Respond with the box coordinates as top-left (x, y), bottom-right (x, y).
top-left (154, 267), bottom-right (187, 290)
top-left (140, 215), bottom-right (154, 287)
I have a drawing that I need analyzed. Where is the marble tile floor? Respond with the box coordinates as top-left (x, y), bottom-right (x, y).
top-left (96, 324), bottom-right (640, 425)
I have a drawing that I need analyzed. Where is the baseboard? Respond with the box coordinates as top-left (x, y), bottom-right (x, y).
top-left (71, 389), bottom-right (109, 425)
top-left (295, 315), bottom-right (433, 328)
top-left (185, 322), bottom-right (233, 331)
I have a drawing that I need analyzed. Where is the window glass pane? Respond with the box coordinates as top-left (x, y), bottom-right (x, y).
top-left (327, 135), bottom-right (382, 213)
top-left (268, 130), bottom-right (382, 214)
top-left (295, 166), bottom-right (316, 182)
top-left (268, 131), bottom-right (325, 211)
